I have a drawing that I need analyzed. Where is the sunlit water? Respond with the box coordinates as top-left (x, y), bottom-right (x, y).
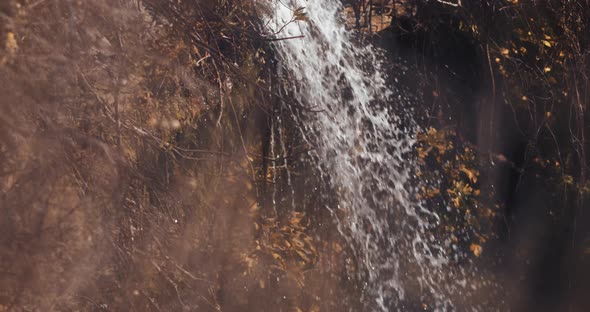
top-left (267, 1), bottom-right (486, 310)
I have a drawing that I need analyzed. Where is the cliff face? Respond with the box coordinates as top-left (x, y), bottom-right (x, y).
top-left (369, 1), bottom-right (590, 310)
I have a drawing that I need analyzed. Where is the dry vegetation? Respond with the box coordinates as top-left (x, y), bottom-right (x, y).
top-left (1, 0), bottom-right (589, 310)
top-left (0, 0), bottom-right (355, 311)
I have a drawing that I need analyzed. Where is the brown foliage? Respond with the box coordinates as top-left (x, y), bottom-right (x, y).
top-left (0, 0), bottom-right (348, 311)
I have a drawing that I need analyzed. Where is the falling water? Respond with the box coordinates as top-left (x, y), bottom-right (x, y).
top-left (268, 1), bottom-right (483, 310)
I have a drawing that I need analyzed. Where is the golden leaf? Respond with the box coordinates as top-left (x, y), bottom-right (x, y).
top-left (5, 32), bottom-right (17, 54)
top-left (470, 243), bottom-right (483, 257)
top-left (451, 196), bottom-right (461, 208)
top-left (271, 252), bottom-right (284, 262)
top-left (459, 165), bottom-right (479, 183)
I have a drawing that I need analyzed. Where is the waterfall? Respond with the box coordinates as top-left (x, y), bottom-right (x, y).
top-left (267, 1), bottom-right (481, 310)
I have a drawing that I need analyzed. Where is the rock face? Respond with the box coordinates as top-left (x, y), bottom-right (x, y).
top-left (371, 2), bottom-right (590, 311)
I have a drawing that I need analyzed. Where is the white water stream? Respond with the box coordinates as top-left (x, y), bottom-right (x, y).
top-left (267, 1), bottom-right (483, 310)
